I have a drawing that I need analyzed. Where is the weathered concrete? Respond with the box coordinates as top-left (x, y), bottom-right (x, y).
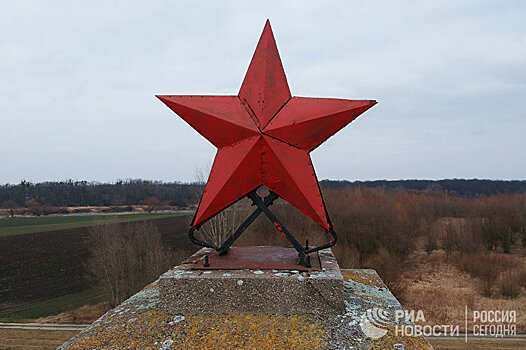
top-left (159, 247), bottom-right (344, 315)
top-left (59, 250), bottom-right (434, 349)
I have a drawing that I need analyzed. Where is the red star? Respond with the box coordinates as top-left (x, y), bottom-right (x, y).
top-left (157, 20), bottom-right (376, 231)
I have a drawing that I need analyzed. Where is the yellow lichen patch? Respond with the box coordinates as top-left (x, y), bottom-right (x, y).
top-left (63, 311), bottom-right (326, 350)
top-left (341, 269), bottom-right (385, 288)
top-left (369, 327), bottom-right (433, 350)
top-left (64, 309), bottom-right (173, 349)
top-left (144, 280), bottom-right (159, 289)
top-left (173, 313), bottom-right (326, 349)
top-left (357, 294), bottom-right (384, 303)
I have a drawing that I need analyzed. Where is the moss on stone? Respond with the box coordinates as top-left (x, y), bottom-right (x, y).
top-left (342, 269), bottom-right (385, 288)
top-left (64, 311), bottom-right (326, 350)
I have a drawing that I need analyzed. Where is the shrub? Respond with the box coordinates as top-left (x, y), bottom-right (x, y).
top-left (86, 219), bottom-right (176, 306)
top-left (455, 252), bottom-right (525, 298)
top-left (323, 187), bottom-right (415, 264)
top-left (455, 253), bottom-right (499, 297)
top-left (498, 270), bottom-right (521, 298)
top-left (362, 247), bottom-right (405, 297)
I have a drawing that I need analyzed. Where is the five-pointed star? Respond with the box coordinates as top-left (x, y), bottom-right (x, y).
top-left (157, 20), bottom-right (376, 231)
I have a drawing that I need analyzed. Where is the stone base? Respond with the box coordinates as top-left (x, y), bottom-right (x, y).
top-left (159, 246), bottom-right (344, 315)
top-left (61, 266), bottom-right (434, 349)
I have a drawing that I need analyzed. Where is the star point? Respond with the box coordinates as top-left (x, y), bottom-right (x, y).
top-left (239, 21), bottom-right (291, 129)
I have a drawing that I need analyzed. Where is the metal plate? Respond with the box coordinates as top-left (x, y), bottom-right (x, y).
top-left (192, 246), bottom-right (321, 271)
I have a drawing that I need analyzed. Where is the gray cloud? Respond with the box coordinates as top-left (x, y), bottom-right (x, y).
top-left (0, 0), bottom-right (525, 183)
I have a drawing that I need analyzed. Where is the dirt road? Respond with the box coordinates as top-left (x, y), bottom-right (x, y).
top-left (0, 322), bottom-right (88, 331)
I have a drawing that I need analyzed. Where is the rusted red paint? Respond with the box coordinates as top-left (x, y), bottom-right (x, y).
top-left (192, 246), bottom-right (321, 271)
top-left (239, 21), bottom-right (291, 129)
top-left (157, 20), bottom-right (376, 231)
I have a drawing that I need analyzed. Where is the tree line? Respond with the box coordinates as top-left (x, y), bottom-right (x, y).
top-left (2, 179), bottom-right (525, 211)
top-left (321, 179), bottom-right (526, 197)
top-left (0, 179), bottom-right (201, 209)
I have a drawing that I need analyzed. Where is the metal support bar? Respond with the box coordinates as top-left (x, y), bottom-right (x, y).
top-left (188, 189), bottom-right (338, 268)
top-left (217, 191), bottom-right (278, 255)
top-left (248, 191), bottom-right (307, 259)
top-left (248, 191), bottom-right (338, 267)
top-left (188, 226), bottom-right (216, 249)
top-left (188, 190), bottom-right (278, 253)
top-left (305, 228), bottom-right (338, 255)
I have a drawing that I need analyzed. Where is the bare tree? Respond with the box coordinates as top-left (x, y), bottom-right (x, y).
top-left (520, 194), bottom-right (526, 248)
top-left (86, 218), bottom-right (175, 307)
top-left (192, 164), bottom-right (248, 247)
top-left (1, 200), bottom-right (18, 218)
top-left (142, 197), bottom-right (162, 213)
top-left (25, 198), bottom-right (42, 216)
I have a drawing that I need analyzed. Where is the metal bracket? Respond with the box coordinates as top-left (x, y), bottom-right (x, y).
top-left (217, 191), bottom-right (278, 255)
top-left (188, 189), bottom-right (338, 267)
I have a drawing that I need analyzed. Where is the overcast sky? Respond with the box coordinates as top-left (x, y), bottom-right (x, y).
top-left (1, 1), bottom-right (525, 184)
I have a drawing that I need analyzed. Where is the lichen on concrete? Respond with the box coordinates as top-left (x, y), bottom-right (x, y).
top-left (60, 308), bottom-right (326, 349)
top-left (61, 262), bottom-right (432, 349)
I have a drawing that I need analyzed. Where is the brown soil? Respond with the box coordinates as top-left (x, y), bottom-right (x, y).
top-left (0, 215), bottom-right (195, 319)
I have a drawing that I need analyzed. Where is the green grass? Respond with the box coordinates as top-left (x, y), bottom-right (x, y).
top-left (0, 288), bottom-right (102, 320)
top-left (0, 212), bottom-right (191, 237)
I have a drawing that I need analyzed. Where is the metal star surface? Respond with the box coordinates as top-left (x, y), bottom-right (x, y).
top-left (157, 20), bottom-right (376, 230)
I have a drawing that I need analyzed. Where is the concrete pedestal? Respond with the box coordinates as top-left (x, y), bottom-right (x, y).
top-left (60, 264), bottom-right (433, 349)
top-left (159, 247), bottom-right (344, 315)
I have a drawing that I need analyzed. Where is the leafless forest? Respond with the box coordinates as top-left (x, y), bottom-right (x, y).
top-left (190, 186), bottom-right (526, 331)
top-left (86, 186), bottom-right (526, 312)
top-left (3, 181), bottom-right (525, 331)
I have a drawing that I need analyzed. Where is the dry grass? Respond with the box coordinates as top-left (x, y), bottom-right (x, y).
top-left (401, 250), bottom-right (526, 333)
top-left (452, 251), bottom-right (526, 297)
top-left (35, 302), bottom-right (109, 324)
top-left (0, 329), bottom-right (79, 350)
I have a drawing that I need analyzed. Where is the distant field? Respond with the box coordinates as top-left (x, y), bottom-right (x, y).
top-left (0, 288), bottom-right (101, 321)
top-left (0, 215), bottom-right (195, 322)
top-left (0, 328), bottom-right (79, 350)
top-left (0, 212), bottom-right (191, 237)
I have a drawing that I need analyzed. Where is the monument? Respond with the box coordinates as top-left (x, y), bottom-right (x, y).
top-left (153, 19), bottom-right (377, 315)
top-left (60, 21), bottom-right (432, 349)
top-left (157, 20), bottom-right (376, 268)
